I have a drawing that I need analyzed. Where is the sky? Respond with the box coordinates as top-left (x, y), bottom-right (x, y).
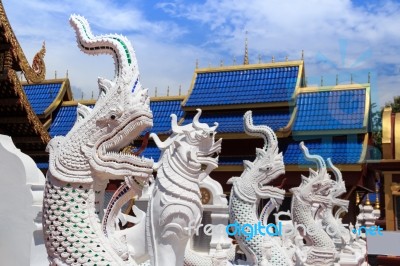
top-left (3, 0), bottom-right (400, 107)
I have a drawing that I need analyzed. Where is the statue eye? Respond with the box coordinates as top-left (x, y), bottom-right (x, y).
top-left (110, 114), bottom-right (116, 120)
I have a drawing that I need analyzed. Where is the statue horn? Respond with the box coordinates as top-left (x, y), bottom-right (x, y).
top-left (193, 109), bottom-right (204, 130)
top-left (170, 114), bottom-right (183, 134)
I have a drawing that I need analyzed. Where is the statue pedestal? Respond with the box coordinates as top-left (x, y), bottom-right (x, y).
top-left (0, 135), bottom-right (47, 266)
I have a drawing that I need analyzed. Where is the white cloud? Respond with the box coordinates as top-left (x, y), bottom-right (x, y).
top-left (2, 0), bottom-right (194, 99)
top-left (2, 0), bottom-right (400, 106)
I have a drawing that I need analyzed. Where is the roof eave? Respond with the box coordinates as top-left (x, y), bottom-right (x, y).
top-left (292, 128), bottom-right (368, 136)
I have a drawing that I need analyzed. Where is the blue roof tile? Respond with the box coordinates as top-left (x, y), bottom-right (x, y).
top-left (49, 105), bottom-right (78, 137)
top-left (49, 99), bottom-right (183, 139)
top-left (141, 143), bottom-right (161, 162)
top-left (184, 66), bottom-right (299, 107)
top-left (182, 110), bottom-right (291, 133)
top-left (283, 137), bottom-right (363, 165)
top-left (218, 136), bottom-right (363, 166)
top-left (293, 89), bottom-right (366, 132)
top-left (149, 100), bottom-right (184, 135)
top-left (49, 105), bottom-right (94, 137)
top-left (23, 83), bottom-right (63, 115)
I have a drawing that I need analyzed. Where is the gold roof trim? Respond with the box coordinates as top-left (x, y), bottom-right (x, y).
top-left (62, 99), bottom-right (97, 106)
top-left (43, 79), bottom-right (73, 116)
top-left (299, 83), bottom-right (369, 93)
top-left (151, 95), bottom-right (186, 101)
top-left (292, 128), bottom-right (367, 136)
top-left (358, 133), bottom-right (369, 163)
top-left (183, 101), bottom-right (293, 112)
top-left (277, 106), bottom-right (298, 137)
top-left (181, 70), bottom-right (199, 107)
top-left (0, 2), bottom-right (46, 83)
top-left (382, 106), bottom-right (393, 159)
top-left (8, 69), bottom-right (50, 143)
top-left (195, 60), bottom-right (303, 73)
top-left (395, 113), bottom-right (400, 160)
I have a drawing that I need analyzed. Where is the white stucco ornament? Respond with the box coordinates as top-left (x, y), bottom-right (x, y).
top-left (148, 109), bottom-right (222, 266)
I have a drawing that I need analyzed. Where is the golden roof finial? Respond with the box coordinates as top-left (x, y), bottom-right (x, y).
top-left (66, 69), bottom-right (69, 78)
top-left (233, 56), bottom-right (236, 65)
top-left (365, 193), bottom-right (371, 206)
top-left (356, 192), bottom-right (360, 205)
top-left (368, 72), bottom-right (371, 83)
top-left (91, 91), bottom-right (94, 99)
top-left (272, 56), bottom-right (275, 63)
top-left (301, 50), bottom-right (304, 60)
top-left (375, 183), bottom-right (380, 209)
top-left (258, 54), bottom-right (261, 64)
top-left (179, 85), bottom-right (181, 96)
top-left (220, 59), bottom-right (223, 67)
top-left (243, 30), bottom-right (249, 65)
top-left (155, 87), bottom-right (158, 97)
top-left (55, 70), bottom-right (57, 79)
top-left (285, 55), bottom-right (288, 62)
top-left (321, 76), bottom-right (324, 86)
top-left (336, 74), bottom-right (338, 85)
top-left (167, 86), bottom-right (170, 96)
top-left (195, 59), bottom-right (199, 69)
top-left (350, 73), bottom-right (353, 84)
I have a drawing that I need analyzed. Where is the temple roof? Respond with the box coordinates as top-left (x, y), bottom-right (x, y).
top-left (148, 96), bottom-right (185, 135)
top-left (23, 79), bottom-right (72, 117)
top-left (0, 2), bottom-right (50, 161)
top-left (292, 85), bottom-right (369, 135)
top-left (49, 100), bottom-right (95, 138)
top-left (182, 61), bottom-right (303, 110)
top-left (182, 109), bottom-right (291, 134)
top-left (142, 134), bottom-right (367, 167)
top-left (283, 135), bottom-right (367, 165)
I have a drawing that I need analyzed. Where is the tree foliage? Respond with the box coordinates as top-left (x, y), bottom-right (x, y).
top-left (385, 95), bottom-right (400, 112)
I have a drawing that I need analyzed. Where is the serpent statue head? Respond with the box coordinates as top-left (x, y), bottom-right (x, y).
top-left (291, 142), bottom-right (335, 205)
top-left (229, 111), bottom-right (286, 205)
top-left (47, 15), bottom-right (153, 184)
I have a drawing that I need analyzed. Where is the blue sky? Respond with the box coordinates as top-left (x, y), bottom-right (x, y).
top-left (3, 0), bottom-right (400, 107)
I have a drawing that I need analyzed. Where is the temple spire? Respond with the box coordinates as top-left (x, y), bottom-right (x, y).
top-left (243, 31), bottom-right (249, 65)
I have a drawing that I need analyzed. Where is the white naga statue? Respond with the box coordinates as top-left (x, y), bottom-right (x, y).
top-left (43, 15), bottom-right (154, 265)
top-left (284, 143), bottom-right (369, 266)
top-left (227, 111), bottom-right (292, 266)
